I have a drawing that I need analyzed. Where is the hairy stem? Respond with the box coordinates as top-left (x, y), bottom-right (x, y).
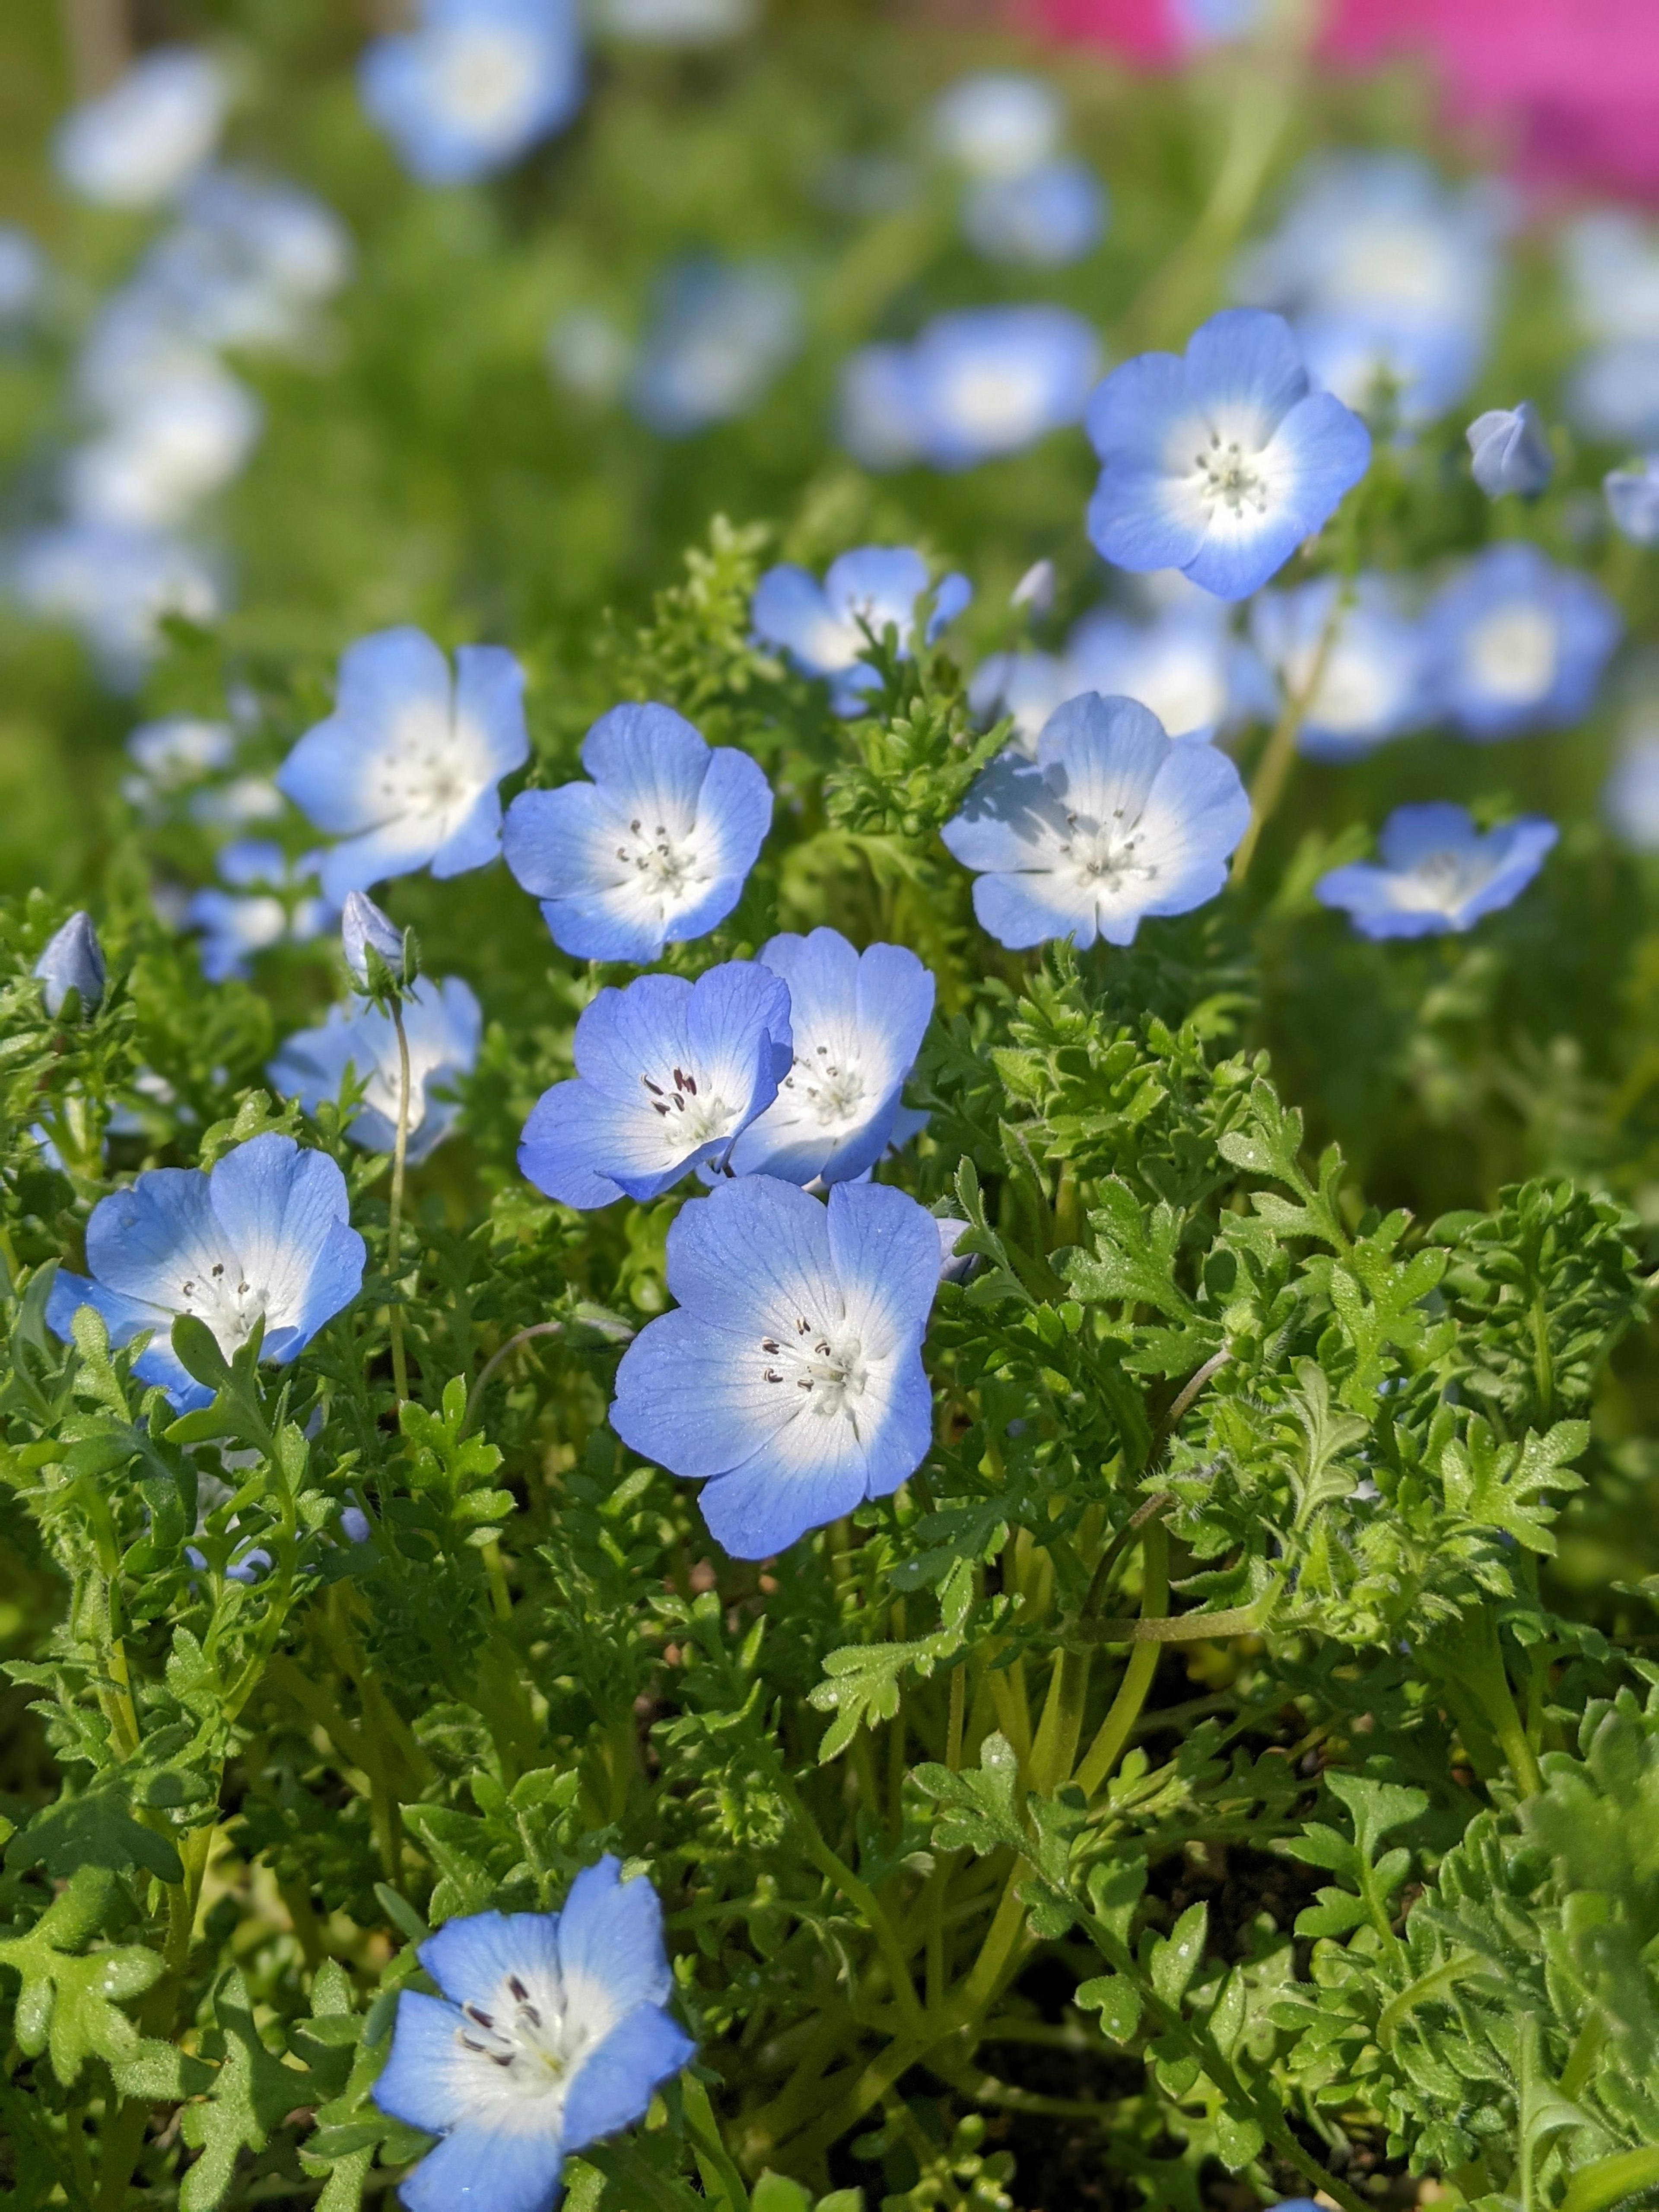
top-left (387, 999), bottom-right (412, 1405)
top-left (1075, 1519), bottom-right (1169, 1799)
top-left (1231, 588), bottom-right (1345, 887)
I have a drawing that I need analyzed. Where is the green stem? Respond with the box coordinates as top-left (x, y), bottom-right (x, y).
top-left (1560, 2012), bottom-right (1605, 2101)
top-left (387, 999), bottom-right (411, 1405)
top-left (1075, 1520), bottom-right (1169, 1799)
top-left (1231, 588), bottom-right (1345, 887)
top-left (461, 1320), bottom-right (567, 1438)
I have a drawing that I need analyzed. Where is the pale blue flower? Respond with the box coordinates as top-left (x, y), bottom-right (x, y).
top-left (374, 1857), bottom-right (693, 2212)
top-left (1250, 576), bottom-right (1431, 760)
top-left (0, 226), bottom-right (45, 324)
top-left (1316, 803), bottom-right (1557, 940)
top-left (278, 628), bottom-right (529, 904)
top-left (752, 548), bottom-right (971, 713)
top-left (1297, 305), bottom-right (1485, 431)
top-left (54, 47), bottom-right (229, 209)
top-left (630, 259), bottom-right (800, 435)
top-left (270, 977), bottom-right (482, 1163)
top-left (1562, 213), bottom-right (1659, 445)
top-left (8, 522), bottom-right (223, 683)
top-left (594, 0), bottom-right (755, 41)
top-left (34, 913), bottom-right (106, 1016)
top-left (610, 1176), bottom-right (939, 1557)
top-left (140, 169), bottom-right (353, 353)
top-left (340, 1504), bottom-right (372, 1544)
top-left (1568, 344), bottom-right (1659, 448)
top-left (1605, 458), bottom-right (1659, 545)
top-left (725, 929), bottom-right (934, 1186)
top-left (941, 692), bottom-right (1249, 950)
top-left (1604, 722), bottom-right (1659, 851)
top-left (841, 306), bottom-right (1100, 471)
top-left (502, 703), bottom-right (770, 963)
top-left (1173, 0), bottom-right (1263, 43)
top-left (519, 962), bottom-right (792, 1208)
top-left (47, 1133), bottom-right (366, 1412)
top-left (65, 360), bottom-right (262, 532)
top-left (931, 73), bottom-right (1062, 178)
top-left (1010, 559), bottom-right (1055, 617)
top-left (1424, 545), bottom-right (1621, 741)
top-left (340, 890), bottom-right (406, 984)
top-left (1467, 403), bottom-right (1552, 498)
top-left (962, 160), bottom-right (1106, 268)
top-left (1085, 308), bottom-right (1371, 601)
top-left (359, 0), bottom-right (583, 185)
top-left (187, 842), bottom-right (329, 982)
top-left (122, 715), bottom-right (235, 813)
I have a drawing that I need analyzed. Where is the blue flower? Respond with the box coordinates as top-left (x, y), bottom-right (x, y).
top-left (610, 1176), bottom-right (938, 1557)
top-left (1570, 346), bottom-right (1659, 447)
top-left (841, 306), bottom-right (1100, 471)
top-left (629, 259), bottom-right (800, 435)
top-left (1084, 309), bottom-right (1370, 601)
top-left (340, 890), bottom-right (407, 984)
top-left (724, 929), bottom-right (934, 1187)
top-left (941, 692), bottom-right (1249, 950)
top-left (9, 522), bottom-right (223, 683)
top-left (594, 0), bottom-right (754, 41)
top-left (1467, 403), bottom-right (1552, 498)
top-left (1604, 724), bottom-right (1659, 851)
top-left (65, 359), bottom-right (263, 533)
top-left (1296, 305), bottom-right (1485, 432)
top-left (962, 160), bottom-right (1106, 268)
top-left (54, 46), bottom-right (229, 209)
top-left (140, 169), bottom-right (354, 353)
top-left (502, 703), bottom-right (770, 963)
top-left (1250, 576), bottom-right (1431, 760)
top-left (373, 1856), bottom-right (693, 2212)
top-left (1316, 803), bottom-right (1557, 940)
top-left (1172, 0), bottom-right (1263, 43)
top-left (1561, 213), bottom-right (1659, 445)
top-left (34, 913), bottom-right (106, 1016)
top-left (752, 548), bottom-right (970, 714)
top-left (270, 978), bottom-right (482, 1164)
top-left (187, 842), bottom-right (329, 982)
top-left (930, 73), bottom-right (1062, 178)
top-left (47, 1133), bottom-right (366, 1411)
top-left (1424, 545), bottom-right (1621, 741)
top-left (122, 715), bottom-right (235, 814)
top-left (359, 0), bottom-right (583, 186)
top-left (520, 962), bottom-right (792, 1209)
top-left (1605, 458), bottom-right (1659, 545)
top-left (278, 627), bottom-right (529, 904)
top-left (0, 225), bottom-right (45, 324)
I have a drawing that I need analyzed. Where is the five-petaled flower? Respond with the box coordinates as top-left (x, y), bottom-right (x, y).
top-left (1084, 307), bottom-right (1371, 601)
top-left (519, 962), bottom-right (793, 1208)
top-left (1424, 544), bottom-right (1621, 741)
top-left (503, 703), bottom-right (772, 963)
top-left (752, 548), bottom-right (970, 715)
top-left (1250, 576), bottom-right (1431, 760)
top-left (278, 627), bottom-right (530, 906)
top-left (269, 977), bottom-right (482, 1164)
top-left (373, 1856), bottom-right (693, 2212)
top-left (941, 691), bottom-right (1250, 950)
top-left (46, 1132), bottom-right (366, 1411)
top-left (610, 1175), bottom-right (939, 1557)
top-left (1316, 802), bottom-right (1558, 939)
top-left (359, 0), bottom-right (584, 187)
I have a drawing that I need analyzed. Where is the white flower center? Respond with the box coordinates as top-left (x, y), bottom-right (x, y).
top-left (944, 363), bottom-right (1044, 442)
top-left (758, 1315), bottom-right (869, 1427)
top-left (175, 1256), bottom-right (265, 1356)
top-left (779, 1041), bottom-right (867, 1130)
top-left (640, 1064), bottom-right (734, 1152)
top-left (1394, 848), bottom-right (1483, 912)
top-left (1313, 641), bottom-right (1398, 734)
top-left (377, 703), bottom-right (481, 830)
top-left (1192, 431), bottom-right (1268, 519)
top-left (1058, 807), bottom-right (1158, 897)
top-left (452, 1973), bottom-right (593, 2115)
top-left (443, 30), bottom-right (533, 130)
top-left (1465, 605), bottom-right (1559, 704)
top-left (614, 816), bottom-right (709, 914)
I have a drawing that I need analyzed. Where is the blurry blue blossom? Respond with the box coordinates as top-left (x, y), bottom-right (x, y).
top-left (1568, 346), bottom-right (1659, 448)
top-left (1011, 558), bottom-right (1056, 617)
top-left (34, 913), bottom-right (106, 1016)
top-left (1085, 308), bottom-right (1371, 600)
top-left (340, 1504), bottom-right (372, 1544)
top-left (140, 170), bottom-right (353, 352)
top-left (188, 775), bottom-right (285, 829)
top-left (963, 160), bottom-right (1106, 268)
top-left (1251, 576), bottom-right (1432, 759)
top-left (842, 306), bottom-right (1100, 471)
top-left (630, 260), bottom-right (800, 435)
top-left (1172, 0), bottom-right (1264, 42)
top-left (359, 0), bottom-right (583, 186)
top-left (504, 702), bottom-right (770, 962)
top-left (726, 929), bottom-right (935, 1186)
top-left (594, 0), bottom-right (755, 38)
top-left (931, 73), bottom-right (1062, 178)
top-left (1562, 212), bottom-right (1659, 444)
top-left (54, 47), bottom-right (229, 209)
top-left (1316, 803), bottom-right (1557, 939)
top-left (122, 715), bottom-right (235, 813)
top-left (374, 1859), bottom-right (693, 2210)
top-left (753, 547), bottom-right (969, 713)
top-left (47, 1132), bottom-right (365, 1412)
top-left (546, 305), bottom-right (632, 402)
top-left (278, 627), bottom-right (529, 903)
top-left (0, 226), bottom-right (44, 324)
top-left (610, 1176), bottom-right (938, 1558)
top-left (1467, 403), bottom-right (1552, 498)
top-left (519, 963), bottom-right (792, 1208)
top-left (1605, 458), bottom-right (1659, 545)
top-left (187, 842), bottom-right (329, 981)
top-left (340, 890), bottom-right (406, 984)
top-left (65, 361), bottom-right (263, 531)
top-left (1425, 545), bottom-right (1621, 741)
top-left (941, 692), bottom-right (1249, 949)
top-left (1297, 305), bottom-right (1486, 432)
top-left (270, 977), bottom-right (483, 1163)
top-left (74, 283), bottom-right (221, 423)
top-left (8, 522), bottom-right (223, 683)
top-left (1603, 716), bottom-right (1659, 849)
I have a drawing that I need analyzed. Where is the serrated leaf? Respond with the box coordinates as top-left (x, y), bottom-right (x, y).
top-left (1077, 1973), bottom-right (1141, 2042)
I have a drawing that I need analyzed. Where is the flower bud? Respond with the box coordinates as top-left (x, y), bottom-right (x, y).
top-left (34, 911), bottom-right (106, 1016)
top-left (1466, 402), bottom-right (1553, 499)
top-left (1605, 457), bottom-right (1659, 546)
top-left (341, 890), bottom-right (404, 985)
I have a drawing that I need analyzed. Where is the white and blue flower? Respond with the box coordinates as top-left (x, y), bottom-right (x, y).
top-left (610, 1175), bottom-right (939, 1557)
top-left (65, 359), bottom-right (263, 532)
top-left (962, 159), bottom-right (1106, 268)
top-left (519, 962), bottom-right (792, 1209)
top-left (1466, 403), bottom-right (1552, 498)
top-left (1604, 716), bottom-right (1659, 850)
top-left (187, 842), bottom-right (329, 982)
top-left (841, 306), bottom-right (1100, 472)
top-left (502, 703), bottom-right (770, 963)
top-left (0, 226), bottom-right (45, 324)
top-left (1250, 575), bottom-right (1431, 760)
top-left (930, 73), bottom-right (1062, 178)
top-left (1084, 308), bottom-right (1371, 601)
top-left (1562, 211), bottom-right (1659, 447)
top-left (373, 1857), bottom-right (693, 2212)
top-left (54, 46), bottom-right (229, 209)
top-left (34, 913), bottom-right (106, 1017)
top-left (359, 0), bottom-right (583, 186)
top-left (752, 548), bottom-right (970, 714)
top-left (941, 691), bottom-right (1249, 950)
top-left (140, 169), bottom-right (354, 353)
top-left (1316, 803), bottom-right (1557, 939)
top-left (278, 627), bottom-right (529, 904)
top-left (270, 978), bottom-right (482, 1164)
top-left (1605, 457), bottom-right (1659, 545)
top-left (1424, 545), bottom-right (1621, 741)
top-left (340, 890), bottom-right (407, 985)
top-left (9, 522), bottom-right (223, 683)
top-left (629, 259), bottom-right (800, 435)
top-left (47, 1132), bottom-right (366, 1411)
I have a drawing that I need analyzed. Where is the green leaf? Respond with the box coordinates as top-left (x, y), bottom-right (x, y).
top-left (1150, 1901), bottom-right (1208, 2007)
top-left (1212, 2110), bottom-right (1265, 2170)
top-left (911, 1732), bottom-right (1024, 1859)
top-left (1077, 1973), bottom-right (1142, 2042)
top-left (5, 1771), bottom-right (184, 1885)
top-left (180, 1971), bottom-right (314, 2212)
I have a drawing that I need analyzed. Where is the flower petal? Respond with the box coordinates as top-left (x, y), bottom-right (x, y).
top-left (561, 2005), bottom-right (695, 2154)
top-left (556, 1857), bottom-right (674, 2026)
top-left (580, 703), bottom-right (710, 838)
top-left (395, 2117), bottom-right (564, 2212)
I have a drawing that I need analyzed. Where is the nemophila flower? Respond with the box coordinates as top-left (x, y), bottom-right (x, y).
top-left (842, 306), bottom-right (1100, 472)
top-left (593, 0), bottom-right (755, 41)
top-left (722, 930), bottom-right (935, 1186)
top-left (941, 692), bottom-right (1249, 950)
top-left (546, 306), bottom-right (632, 403)
top-left (1296, 305), bottom-right (1485, 433)
top-left (0, 226), bottom-right (44, 324)
top-left (122, 715), bottom-right (235, 813)
top-left (610, 1176), bottom-right (938, 1557)
top-left (186, 841), bottom-right (329, 982)
top-left (34, 913), bottom-right (106, 1016)
top-left (373, 1857), bottom-right (693, 2212)
top-left (1316, 803), bottom-right (1558, 940)
top-left (962, 160), bottom-right (1106, 268)
top-left (1570, 345), bottom-right (1659, 448)
top-left (1084, 308), bottom-right (1371, 601)
top-left (520, 963), bottom-right (792, 1209)
top-left (930, 73), bottom-right (1062, 178)
top-left (8, 522), bottom-right (223, 683)
top-left (54, 47), bottom-right (229, 209)
top-left (504, 703), bottom-right (769, 963)
top-left (278, 627), bottom-right (529, 905)
top-left (270, 978), bottom-right (482, 1164)
top-left (1250, 576), bottom-right (1432, 760)
top-left (1561, 212), bottom-right (1659, 445)
top-left (1467, 403), bottom-right (1552, 498)
top-left (1424, 545), bottom-right (1621, 741)
top-left (1604, 718), bottom-right (1659, 850)
top-left (140, 170), bottom-right (354, 353)
top-left (341, 890), bottom-right (406, 984)
top-left (47, 1132), bottom-right (365, 1412)
top-left (359, 0), bottom-right (584, 186)
top-left (630, 259), bottom-right (800, 435)
top-left (65, 363), bottom-right (263, 532)
top-left (752, 548), bottom-right (970, 714)
top-left (1172, 0), bottom-right (1263, 44)
top-left (1605, 458), bottom-right (1659, 545)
